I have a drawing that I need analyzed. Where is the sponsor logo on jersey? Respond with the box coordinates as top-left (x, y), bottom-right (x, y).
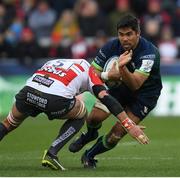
top-left (32, 75), bottom-right (54, 87)
top-left (139, 60), bottom-right (154, 73)
top-left (140, 54), bottom-right (156, 60)
top-left (35, 63), bottom-right (85, 86)
top-left (40, 65), bottom-right (67, 77)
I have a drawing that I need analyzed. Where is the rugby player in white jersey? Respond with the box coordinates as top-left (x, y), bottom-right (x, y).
top-left (0, 59), bottom-right (149, 170)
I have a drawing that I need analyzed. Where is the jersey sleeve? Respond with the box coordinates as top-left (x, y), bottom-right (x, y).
top-left (135, 53), bottom-right (156, 76)
top-left (87, 66), bottom-right (104, 93)
top-left (88, 66), bottom-right (104, 85)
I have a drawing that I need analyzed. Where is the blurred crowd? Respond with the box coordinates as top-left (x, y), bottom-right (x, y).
top-left (0, 0), bottom-right (179, 66)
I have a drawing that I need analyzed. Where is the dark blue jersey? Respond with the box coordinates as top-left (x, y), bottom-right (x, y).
top-left (91, 37), bottom-right (162, 98)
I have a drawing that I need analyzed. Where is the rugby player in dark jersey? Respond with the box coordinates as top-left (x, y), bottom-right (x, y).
top-left (69, 13), bottom-right (162, 168)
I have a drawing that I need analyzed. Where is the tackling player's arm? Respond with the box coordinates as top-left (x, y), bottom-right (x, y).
top-left (91, 60), bottom-right (121, 82)
top-left (92, 85), bottom-right (149, 144)
top-left (88, 67), bottom-right (149, 144)
top-left (90, 65), bottom-right (101, 77)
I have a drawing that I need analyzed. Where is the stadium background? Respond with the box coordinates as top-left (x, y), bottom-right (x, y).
top-left (0, 0), bottom-right (180, 177)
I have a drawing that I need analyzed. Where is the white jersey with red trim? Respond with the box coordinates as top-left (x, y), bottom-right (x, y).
top-left (26, 59), bottom-right (103, 98)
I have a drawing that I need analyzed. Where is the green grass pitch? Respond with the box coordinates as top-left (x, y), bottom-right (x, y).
top-left (0, 115), bottom-right (180, 177)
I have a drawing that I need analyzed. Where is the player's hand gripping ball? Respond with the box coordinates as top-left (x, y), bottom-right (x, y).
top-left (103, 56), bottom-right (122, 88)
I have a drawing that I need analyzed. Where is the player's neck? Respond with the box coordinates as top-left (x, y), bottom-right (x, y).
top-left (133, 37), bottom-right (140, 50)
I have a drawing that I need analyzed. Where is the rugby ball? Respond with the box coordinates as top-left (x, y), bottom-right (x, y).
top-left (103, 56), bottom-right (122, 88)
top-left (104, 56), bottom-right (119, 72)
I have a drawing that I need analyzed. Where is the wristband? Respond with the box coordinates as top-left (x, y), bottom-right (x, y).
top-left (101, 72), bottom-right (109, 81)
top-left (122, 118), bottom-right (135, 130)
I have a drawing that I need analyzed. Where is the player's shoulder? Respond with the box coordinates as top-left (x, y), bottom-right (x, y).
top-left (138, 37), bottom-right (160, 59)
top-left (99, 38), bottom-right (121, 59)
top-left (92, 38), bottom-right (120, 70)
top-left (140, 37), bottom-right (159, 53)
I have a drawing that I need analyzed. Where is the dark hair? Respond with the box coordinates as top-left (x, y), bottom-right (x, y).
top-left (117, 13), bottom-right (140, 32)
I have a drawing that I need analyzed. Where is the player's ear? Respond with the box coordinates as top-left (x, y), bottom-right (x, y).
top-left (137, 30), bottom-right (141, 37)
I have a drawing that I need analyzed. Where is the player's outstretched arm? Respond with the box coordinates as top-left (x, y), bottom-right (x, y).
top-left (120, 116), bottom-right (149, 144)
top-left (92, 85), bottom-right (149, 144)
